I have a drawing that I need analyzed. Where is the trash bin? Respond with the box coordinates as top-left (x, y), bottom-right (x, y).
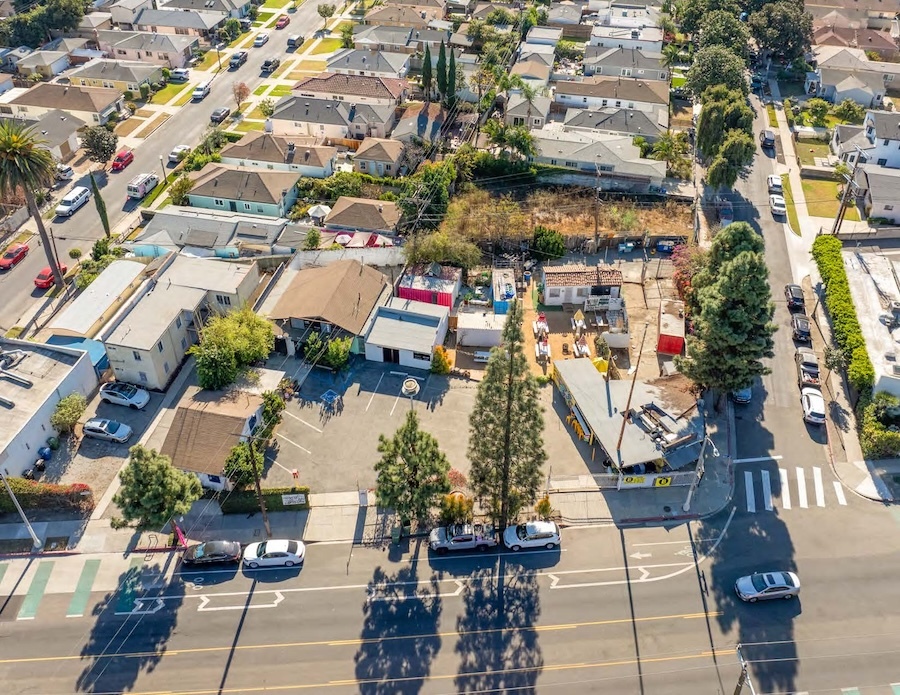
top-left (46, 436), bottom-right (60, 450)
top-left (38, 446), bottom-right (52, 461)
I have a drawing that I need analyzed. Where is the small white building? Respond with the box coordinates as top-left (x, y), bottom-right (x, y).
top-left (456, 311), bottom-right (506, 347)
top-left (589, 25), bottom-right (664, 53)
top-left (364, 298), bottom-right (449, 370)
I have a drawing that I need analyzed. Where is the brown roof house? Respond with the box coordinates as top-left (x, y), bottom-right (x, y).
top-left (293, 72), bottom-right (409, 106)
top-left (554, 76), bottom-right (669, 114)
top-left (219, 131), bottom-right (337, 178)
top-left (268, 259), bottom-right (393, 351)
top-left (160, 386), bottom-right (264, 491)
top-left (353, 137), bottom-right (406, 177)
top-left (541, 263), bottom-right (623, 307)
top-left (364, 4), bottom-right (441, 29)
top-left (323, 196), bottom-right (401, 234)
top-left (187, 163), bottom-right (301, 218)
top-left (0, 83), bottom-right (124, 124)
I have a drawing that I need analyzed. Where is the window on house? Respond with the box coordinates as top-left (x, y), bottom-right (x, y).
top-left (599, 164), bottom-right (614, 172)
top-left (257, 206), bottom-right (263, 212)
top-left (164, 362), bottom-right (170, 373)
top-left (601, 99), bottom-right (608, 106)
top-left (243, 203), bottom-right (251, 210)
top-left (157, 341), bottom-right (164, 353)
top-left (565, 161), bottom-right (577, 167)
top-left (385, 164), bottom-right (392, 172)
top-left (214, 198), bottom-right (224, 206)
top-left (267, 164), bottom-right (273, 169)
top-left (583, 97), bottom-right (587, 103)
top-left (615, 100), bottom-right (621, 107)
top-left (216, 294), bottom-right (232, 305)
top-left (413, 352), bottom-right (430, 361)
top-left (117, 49), bottom-right (126, 55)
top-left (145, 51), bottom-right (152, 57)
top-left (181, 336), bottom-right (187, 350)
top-left (548, 288), bottom-right (560, 297)
top-left (886, 205), bottom-right (895, 211)
top-left (576, 287), bottom-right (588, 297)
top-left (878, 158), bottom-right (887, 166)
top-left (885, 140), bottom-right (890, 146)
top-left (132, 351), bottom-right (142, 361)
top-left (138, 372), bottom-right (148, 383)
top-left (176, 316), bottom-right (182, 329)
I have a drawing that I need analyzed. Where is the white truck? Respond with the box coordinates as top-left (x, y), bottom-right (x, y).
top-left (126, 172), bottom-right (159, 200)
top-left (428, 523), bottom-right (499, 554)
top-left (795, 347), bottom-right (821, 389)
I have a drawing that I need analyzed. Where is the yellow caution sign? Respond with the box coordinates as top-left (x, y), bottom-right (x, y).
top-left (654, 476), bottom-right (672, 487)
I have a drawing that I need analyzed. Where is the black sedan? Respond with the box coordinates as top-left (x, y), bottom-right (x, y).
top-left (182, 540), bottom-right (242, 566)
top-left (784, 284), bottom-right (805, 310)
top-left (210, 107), bottom-right (231, 124)
top-left (792, 314), bottom-right (811, 342)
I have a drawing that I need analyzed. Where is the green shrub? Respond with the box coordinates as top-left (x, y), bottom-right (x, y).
top-left (0, 479), bottom-right (93, 514)
top-left (810, 236), bottom-right (875, 394)
top-left (859, 392), bottom-right (900, 458)
top-left (431, 345), bottom-right (451, 374)
top-left (51, 393), bottom-right (87, 434)
top-left (219, 486), bottom-right (310, 513)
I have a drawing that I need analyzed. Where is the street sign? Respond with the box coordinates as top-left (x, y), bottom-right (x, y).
top-left (281, 493), bottom-right (307, 506)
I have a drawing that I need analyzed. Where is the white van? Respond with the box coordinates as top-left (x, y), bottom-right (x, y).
top-left (192, 81), bottom-right (211, 100)
top-left (126, 172), bottom-right (159, 200)
top-left (55, 186), bottom-right (91, 217)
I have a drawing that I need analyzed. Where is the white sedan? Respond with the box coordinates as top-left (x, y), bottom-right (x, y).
top-left (801, 387), bottom-right (826, 425)
top-left (168, 145), bottom-right (191, 163)
top-left (769, 194), bottom-right (787, 217)
top-left (242, 539), bottom-right (305, 568)
top-left (502, 521), bottom-right (561, 551)
top-left (253, 33), bottom-right (269, 46)
top-left (766, 174), bottom-right (783, 193)
top-left (99, 382), bottom-right (150, 409)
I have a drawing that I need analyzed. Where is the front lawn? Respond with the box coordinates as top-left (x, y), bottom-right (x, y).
top-left (195, 50), bottom-right (224, 71)
top-left (310, 38), bottom-right (342, 55)
top-left (253, 84), bottom-right (269, 96)
top-left (269, 84), bottom-right (292, 97)
top-left (173, 88), bottom-right (196, 106)
top-left (777, 80), bottom-right (808, 98)
top-left (262, 0), bottom-right (287, 8)
top-left (671, 74), bottom-right (685, 88)
top-left (150, 81), bottom-right (190, 104)
top-left (233, 120), bottom-right (265, 132)
top-left (802, 179), bottom-right (860, 221)
top-left (766, 103), bottom-right (778, 127)
top-left (781, 175), bottom-right (801, 236)
top-left (794, 138), bottom-right (831, 166)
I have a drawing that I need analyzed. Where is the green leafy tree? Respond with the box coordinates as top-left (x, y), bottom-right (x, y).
top-left (169, 173), bottom-right (194, 205)
top-left (833, 99), bottom-right (866, 124)
top-left (317, 3), bottom-right (335, 30)
top-left (193, 334), bottom-right (239, 390)
top-left (650, 131), bottom-right (692, 179)
top-left (111, 445), bottom-right (202, 531)
top-left (51, 393), bottom-right (87, 434)
top-left (89, 172), bottom-right (110, 238)
top-left (532, 225), bottom-right (565, 261)
top-left (224, 441), bottom-right (263, 488)
top-left (506, 125), bottom-right (536, 160)
top-left (0, 121), bottom-right (64, 288)
top-left (436, 41), bottom-right (448, 103)
top-left (749, 1), bottom-right (813, 61)
top-left (224, 17), bottom-right (241, 40)
top-left (678, 0), bottom-right (741, 34)
top-left (422, 43), bottom-right (433, 101)
top-left (258, 98), bottom-right (275, 119)
top-left (806, 98), bottom-right (830, 127)
top-left (686, 46), bottom-right (747, 97)
top-left (323, 335), bottom-right (352, 369)
top-left (304, 331), bottom-right (325, 362)
top-left (699, 10), bottom-right (750, 61)
top-left (198, 127), bottom-right (228, 155)
top-left (340, 22), bottom-right (355, 48)
top-left (375, 409), bottom-right (451, 524)
top-left (80, 126), bottom-right (119, 167)
top-left (706, 129), bottom-right (755, 189)
top-left (190, 306), bottom-right (274, 389)
top-left (405, 229), bottom-right (482, 269)
top-left (696, 86), bottom-right (754, 156)
top-left (304, 228), bottom-right (321, 250)
top-left (468, 300), bottom-right (546, 529)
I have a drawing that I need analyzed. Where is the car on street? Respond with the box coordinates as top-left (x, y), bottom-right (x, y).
top-left (735, 571), bottom-right (800, 602)
top-left (229, 50), bottom-right (248, 68)
top-left (168, 145), bottom-right (192, 163)
top-left (795, 346), bottom-right (821, 388)
top-left (784, 283), bottom-right (805, 310)
top-left (170, 68), bottom-right (190, 82)
top-left (287, 34), bottom-right (303, 50)
top-left (791, 314), bottom-right (811, 342)
top-left (759, 129), bottom-right (776, 149)
top-left (0, 243), bottom-right (29, 270)
top-left (275, 15), bottom-right (290, 28)
top-left (55, 186), bottom-right (91, 217)
top-left (55, 163), bottom-right (74, 180)
top-left (429, 523), bottom-right (499, 554)
top-left (769, 194), bottom-right (787, 216)
top-left (262, 57), bottom-right (280, 73)
top-left (503, 521), bottom-right (561, 551)
top-left (34, 264), bottom-right (67, 288)
top-left (210, 107), bottom-right (231, 124)
top-left (801, 387), bottom-right (826, 425)
top-left (253, 32), bottom-right (269, 46)
top-left (182, 540), bottom-right (242, 566)
top-left (111, 150), bottom-right (134, 171)
top-left (83, 418), bottom-right (133, 443)
top-left (242, 539), bottom-right (305, 568)
top-left (732, 386), bottom-right (752, 404)
top-left (100, 382), bottom-right (151, 409)
top-left (192, 82), bottom-right (211, 100)
top-left (766, 174), bottom-right (783, 193)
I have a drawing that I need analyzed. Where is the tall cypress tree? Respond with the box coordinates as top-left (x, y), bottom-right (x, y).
top-left (89, 171), bottom-right (110, 238)
top-left (447, 48), bottom-right (457, 107)
top-left (422, 43), bottom-right (433, 102)
top-left (436, 41), bottom-right (448, 103)
top-left (468, 300), bottom-right (546, 529)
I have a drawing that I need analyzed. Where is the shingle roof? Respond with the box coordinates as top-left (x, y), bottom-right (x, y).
top-left (392, 102), bottom-right (446, 142)
top-left (862, 167), bottom-right (900, 204)
top-left (563, 106), bottom-right (666, 136)
top-left (134, 8), bottom-right (225, 30)
top-left (98, 30), bottom-right (198, 53)
top-left (555, 76), bottom-right (669, 104)
top-left (165, 0), bottom-right (247, 13)
top-left (505, 93), bottom-right (552, 118)
top-left (293, 72), bottom-right (409, 100)
top-left (543, 263), bottom-right (623, 288)
top-left (28, 109), bottom-right (86, 147)
top-left (9, 83), bottom-right (121, 112)
top-left (69, 59), bottom-right (160, 84)
top-left (188, 165), bottom-right (300, 204)
top-left (510, 60), bottom-right (551, 81)
top-left (866, 110), bottom-right (900, 140)
top-left (271, 96), bottom-right (395, 128)
top-left (220, 131), bottom-right (337, 168)
top-left (324, 196), bottom-right (401, 231)
top-left (533, 129), bottom-right (667, 179)
top-left (354, 136), bottom-right (404, 163)
top-left (814, 26), bottom-right (898, 52)
top-left (352, 24), bottom-right (414, 46)
top-left (16, 51), bottom-right (68, 69)
top-left (269, 259), bottom-right (391, 334)
top-left (583, 46), bottom-right (666, 72)
top-left (327, 48), bottom-right (409, 74)
top-left (387, 0), bottom-right (446, 8)
top-left (365, 5), bottom-right (439, 24)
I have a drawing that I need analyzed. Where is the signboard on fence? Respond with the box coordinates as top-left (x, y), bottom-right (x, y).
top-left (618, 472), bottom-right (692, 489)
top-left (281, 493), bottom-right (307, 506)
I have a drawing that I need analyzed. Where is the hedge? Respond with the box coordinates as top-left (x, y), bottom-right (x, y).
top-left (859, 391), bottom-right (900, 458)
top-left (810, 235), bottom-right (875, 393)
top-left (0, 479), bottom-right (93, 514)
top-left (219, 486), bottom-right (311, 514)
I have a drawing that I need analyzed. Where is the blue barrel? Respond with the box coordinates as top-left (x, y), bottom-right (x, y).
top-left (38, 446), bottom-right (52, 461)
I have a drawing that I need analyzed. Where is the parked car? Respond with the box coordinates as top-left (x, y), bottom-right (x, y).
top-left (784, 284), bottom-right (805, 310)
top-left (170, 68), bottom-right (190, 82)
top-left (795, 347), bottom-right (821, 388)
top-left (210, 107), bottom-right (231, 124)
top-left (275, 15), bottom-right (290, 28)
top-left (769, 194), bottom-right (787, 216)
top-left (242, 539), bottom-right (305, 568)
top-left (111, 150), bottom-right (134, 171)
top-left (502, 521), bottom-right (561, 551)
top-left (714, 195), bottom-right (734, 226)
top-left (429, 523), bottom-right (499, 554)
top-left (801, 387), bottom-right (826, 425)
top-left (253, 32), bottom-right (269, 47)
top-left (0, 243), bottom-right (28, 270)
top-left (759, 129), bottom-right (776, 149)
top-left (55, 186), bottom-right (91, 217)
top-left (169, 145), bottom-right (192, 163)
top-left (34, 264), bottom-right (67, 288)
top-left (192, 82), bottom-right (211, 100)
top-left (229, 50), bottom-right (248, 68)
top-left (732, 386), bottom-right (752, 404)
top-left (735, 571), bottom-right (800, 602)
top-left (100, 382), bottom-right (151, 409)
top-left (791, 314), bottom-right (811, 342)
top-left (287, 34), bottom-right (303, 50)
top-left (182, 540), bottom-right (242, 566)
top-left (126, 172), bottom-right (159, 200)
top-left (262, 58), bottom-right (280, 73)
top-left (55, 163), bottom-right (74, 181)
top-left (83, 418), bottom-right (133, 443)
top-left (766, 174), bottom-right (783, 193)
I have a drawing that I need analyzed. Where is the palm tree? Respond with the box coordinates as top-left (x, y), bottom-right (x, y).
top-left (518, 82), bottom-right (539, 128)
top-left (650, 131), bottom-right (692, 178)
top-left (662, 43), bottom-right (682, 68)
top-left (0, 121), bottom-right (64, 288)
top-left (506, 125), bottom-right (536, 160)
top-left (483, 119), bottom-right (510, 156)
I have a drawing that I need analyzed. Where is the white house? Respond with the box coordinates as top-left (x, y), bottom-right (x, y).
top-left (269, 96), bottom-right (397, 140)
top-left (856, 167), bottom-right (900, 223)
top-left (219, 131), bottom-right (337, 178)
top-left (541, 263), bottom-right (624, 307)
top-left (326, 49), bottom-right (410, 79)
top-left (526, 26), bottom-right (563, 46)
top-left (589, 25), bottom-right (664, 53)
top-left (292, 73), bottom-right (409, 107)
top-left (832, 110), bottom-right (900, 168)
top-left (364, 298), bottom-right (449, 369)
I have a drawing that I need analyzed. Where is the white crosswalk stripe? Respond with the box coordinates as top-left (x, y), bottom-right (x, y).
top-left (740, 467), bottom-right (851, 513)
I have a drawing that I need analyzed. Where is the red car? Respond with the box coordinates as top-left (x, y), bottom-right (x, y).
top-left (111, 150), bottom-right (134, 171)
top-left (34, 264), bottom-right (67, 288)
top-left (0, 242), bottom-right (28, 270)
top-left (275, 15), bottom-right (290, 28)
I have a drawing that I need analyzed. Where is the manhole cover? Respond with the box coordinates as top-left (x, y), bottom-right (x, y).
top-left (663, 505), bottom-right (672, 512)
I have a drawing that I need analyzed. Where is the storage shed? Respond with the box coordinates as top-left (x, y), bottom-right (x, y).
top-left (397, 263), bottom-right (462, 308)
top-left (456, 311), bottom-right (506, 347)
top-left (657, 299), bottom-right (685, 355)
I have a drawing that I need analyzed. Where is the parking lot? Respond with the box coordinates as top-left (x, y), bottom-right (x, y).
top-left (264, 362), bottom-right (608, 494)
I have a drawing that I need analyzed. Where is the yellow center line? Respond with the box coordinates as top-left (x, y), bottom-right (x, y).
top-left (0, 610), bottom-right (720, 665)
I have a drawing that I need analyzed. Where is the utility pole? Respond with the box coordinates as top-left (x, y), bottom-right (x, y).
top-left (733, 643), bottom-right (757, 695)
top-left (0, 456), bottom-right (42, 550)
top-left (48, 227), bottom-right (61, 274)
top-left (249, 442), bottom-right (272, 538)
top-left (831, 146), bottom-right (864, 235)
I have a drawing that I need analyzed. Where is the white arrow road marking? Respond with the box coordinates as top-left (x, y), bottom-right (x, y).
top-left (196, 591), bottom-right (285, 612)
top-left (629, 552), bottom-right (652, 560)
top-left (115, 598), bottom-right (165, 616)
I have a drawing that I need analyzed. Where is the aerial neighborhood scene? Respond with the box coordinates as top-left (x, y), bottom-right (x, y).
top-left (2, 0), bottom-right (900, 691)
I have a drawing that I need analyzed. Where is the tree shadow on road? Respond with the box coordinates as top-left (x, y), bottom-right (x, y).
top-left (454, 560), bottom-right (543, 694)
top-left (76, 556), bottom-right (185, 693)
top-left (354, 559), bottom-right (443, 694)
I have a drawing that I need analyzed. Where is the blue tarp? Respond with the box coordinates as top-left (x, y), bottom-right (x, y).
top-left (45, 335), bottom-right (109, 374)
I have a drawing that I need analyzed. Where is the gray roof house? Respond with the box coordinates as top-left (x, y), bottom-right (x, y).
top-left (269, 96), bottom-right (397, 140)
top-left (97, 30), bottom-right (199, 69)
top-left (856, 167), bottom-right (900, 224)
top-left (0, 83), bottom-right (124, 125)
top-left (187, 164), bottom-right (301, 218)
top-left (26, 109), bottom-right (86, 162)
top-left (832, 110), bottom-right (900, 168)
top-left (219, 131), bottom-right (337, 178)
top-left (68, 59), bottom-right (163, 92)
top-left (504, 93), bottom-right (552, 129)
top-left (392, 102), bottom-right (446, 143)
top-left (15, 51), bottom-right (70, 79)
top-left (133, 8), bottom-right (226, 35)
top-left (562, 106), bottom-right (667, 140)
top-left (352, 25), bottom-right (416, 54)
top-left (326, 49), bottom-right (410, 79)
top-left (164, 0), bottom-right (252, 19)
top-left (583, 47), bottom-right (668, 81)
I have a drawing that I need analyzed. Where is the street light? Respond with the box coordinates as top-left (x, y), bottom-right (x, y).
top-left (683, 434), bottom-right (719, 512)
top-left (401, 378), bottom-right (420, 410)
top-left (216, 44), bottom-right (222, 73)
top-left (159, 155), bottom-right (167, 187)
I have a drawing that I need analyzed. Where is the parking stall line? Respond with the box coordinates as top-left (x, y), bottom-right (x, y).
top-left (744, 471), bottom-right (756, 513)
top-left (796, 468), bottom-right (809, 508)
top-left (779, 468), bottom-right (791, 509)
top-left (832, 481), bottom-right (848, 506)
top-left (812, 467), bottom-right (825, 507)
top-left (760, 470), bottom-right (773, 511)
top-left (365, 373), bottom-right (384, 412)
top-left (276, 432), bottom-right (311, 454)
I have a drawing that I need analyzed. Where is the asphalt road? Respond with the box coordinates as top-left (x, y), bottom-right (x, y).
top-left (0, 0), bottom-right (332, 333)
